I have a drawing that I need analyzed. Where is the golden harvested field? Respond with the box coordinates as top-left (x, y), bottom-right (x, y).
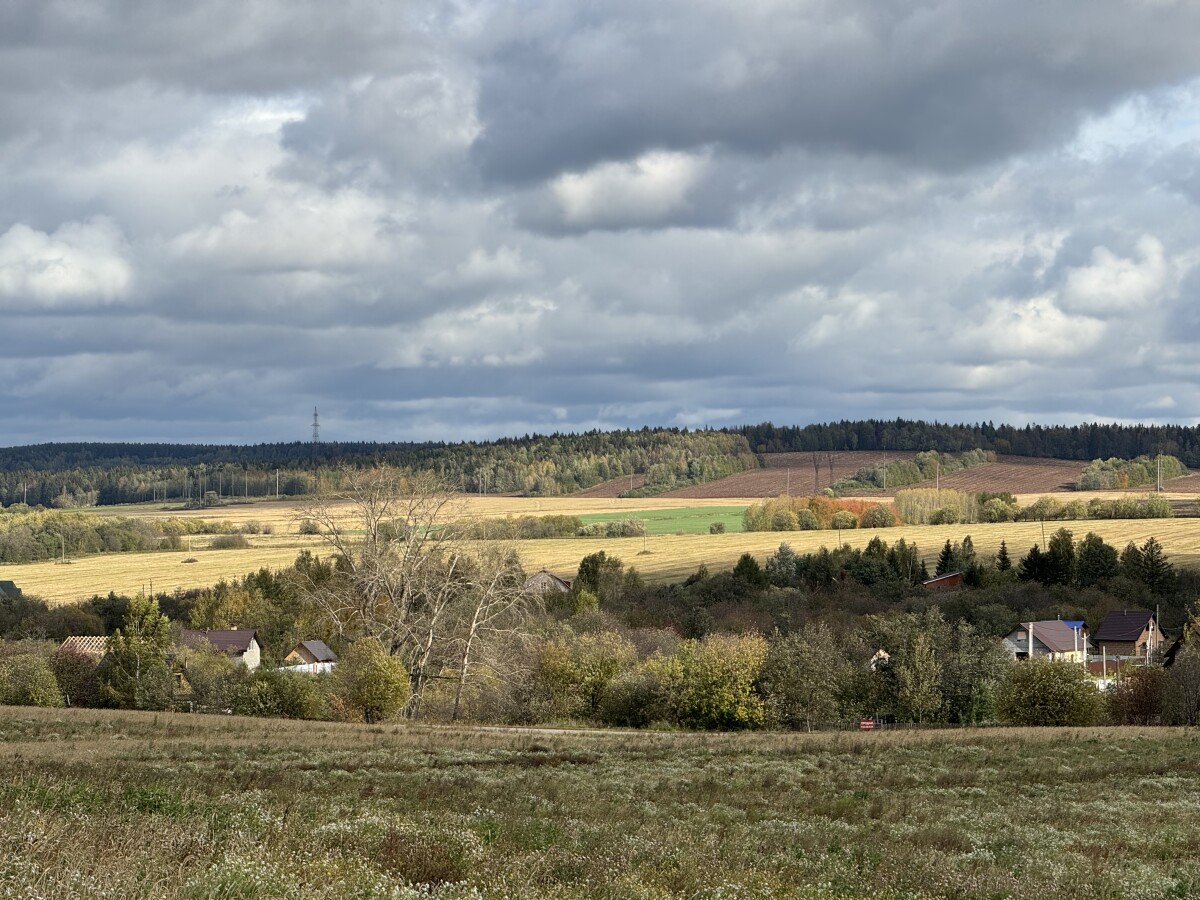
top-left (10, 496), bottom-right (1200, 602)
top-left (0, 545), bottom-right (321, 604)
top-left (509, 517), bottom-right (1200, 583)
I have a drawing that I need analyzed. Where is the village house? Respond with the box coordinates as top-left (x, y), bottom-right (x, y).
top-left (524, 570), bottom-right (572, 595)
top-left (283, 640), bottom-right (338, 673)
top-left (0, 580), bottom-right (22, 600)
top-left (1002, 620), bottom-right (1088, 663)
top-left (1092, 610), bottom-right (1165, 660)
top-left (180, 628), bottom-right (264, 671)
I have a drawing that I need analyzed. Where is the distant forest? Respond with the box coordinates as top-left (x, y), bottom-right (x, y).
top-left (3, 418), bottom-right (1200, 508)
top-left (737, 419), bottom-right (1200, 464)
top-left (0, 430), bottom-right (756, 507)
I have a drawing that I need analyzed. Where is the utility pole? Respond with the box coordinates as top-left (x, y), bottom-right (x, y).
top-left (275, 469), bottom-right (280, 498)
top-left (312, 406), bottom-right (320, 473)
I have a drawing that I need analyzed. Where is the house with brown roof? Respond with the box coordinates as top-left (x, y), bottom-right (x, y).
top-left (1002, 620), bottom-right (1089, 663)
top-left (283, 640), bottom-right (337, 673)
top-left (180, 629), bottom-right (264, 671)
top-left (1092, 610), bottom-right (1164, 659)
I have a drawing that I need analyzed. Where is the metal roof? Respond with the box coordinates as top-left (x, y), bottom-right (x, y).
top-left (295, 640), bottom-right (337, 662)
top-left (1093, 610), bottom-right (1155, 643)
top-left (1012, 620), bottom-right (1084, 654)
top-left (181, 629), bottom-right (262, 656)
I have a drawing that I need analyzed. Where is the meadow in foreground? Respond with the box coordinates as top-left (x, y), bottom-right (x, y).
top-left (1, 707), bottom-right (1198, 898)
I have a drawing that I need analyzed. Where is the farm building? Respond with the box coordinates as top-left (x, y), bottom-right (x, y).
top-left (0, 580), bottom-right (22, 599)
top-left (180, 629), bottom-right (264, 671)
top-left (283, 640), bottom-right (338, 673)
top-left (921, 572), bottom-right (961, 590)
top-left (1002, 620), bottom-right (1088, 662)
top-left (58, 635), bottom-right (109, 660)
top-left (524, 570), bottom-right (572, 594)
top-left (1092, 610), bottom-right (1165, 659)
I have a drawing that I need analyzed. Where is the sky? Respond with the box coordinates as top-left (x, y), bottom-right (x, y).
top-left (5, 1), bottom-right (1200, 445)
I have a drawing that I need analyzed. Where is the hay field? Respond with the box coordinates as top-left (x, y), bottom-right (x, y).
top-left (10, 511), bottom-right (1200, 603)
top-left (0, 544), bottom-right (321, 604)
top-left (0, 706), bottom-right (1197, 897)
top-left (513, 517), bottom-right (1200, 582)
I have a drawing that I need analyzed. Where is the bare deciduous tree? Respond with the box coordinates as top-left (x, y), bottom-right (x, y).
top-left (295, 468), bottom-right (537, 720)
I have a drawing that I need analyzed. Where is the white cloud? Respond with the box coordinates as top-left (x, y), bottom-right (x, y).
top-left (552, 151), bottom-right (709, 228)
top-left (974, 295), bottom-right (1107, 359)
top-left (0, 219), bottom-right (132, 307)
top-left (1060, 235), bottom-right (1172, 313)
top-left (169, 189), bottom-right (395, 271)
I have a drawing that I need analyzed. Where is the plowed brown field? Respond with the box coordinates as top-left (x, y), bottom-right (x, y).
top-left (661, 451), bottom-right (920, 498)
top-left (662, 452), bottom-right (1088, 499)
top-left (551, 452), bottom-right (1196, 500)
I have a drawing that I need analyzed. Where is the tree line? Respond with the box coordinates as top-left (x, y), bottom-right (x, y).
top-left (0, 429), bottom-right (757, 507)
top-left (736, 419), bottom-right (1200, 465)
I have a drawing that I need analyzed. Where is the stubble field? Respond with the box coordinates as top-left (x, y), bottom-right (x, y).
top-left (6, 494), bottom-right (1200, 602)
top-left (0, 706), bottom-right (1196, 898)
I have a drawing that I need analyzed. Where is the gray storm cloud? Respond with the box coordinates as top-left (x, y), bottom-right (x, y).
top-left (2, 0), bottom-right (1200, 443)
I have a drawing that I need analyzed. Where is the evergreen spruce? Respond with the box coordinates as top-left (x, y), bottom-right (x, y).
top-left (996, 540), bottom-right (1011, 571)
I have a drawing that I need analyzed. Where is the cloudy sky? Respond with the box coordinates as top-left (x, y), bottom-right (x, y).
top-left (5, 1), bottom-right (1200, 445)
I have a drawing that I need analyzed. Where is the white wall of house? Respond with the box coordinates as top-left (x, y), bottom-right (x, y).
top-left (240, 640), bottom-right (262, 671)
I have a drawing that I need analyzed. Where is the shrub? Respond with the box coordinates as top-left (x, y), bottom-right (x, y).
top-left (996, 659), bottom-right (1104, 726)
top-left (335, 638), bottom-right (410, 723)
top-left (709, 521), bottom-right (726, 534)
top-left (981, 497), bottom-right (1016, 523)
top-left (650, 633), bottom-right (769, 730)
top-left (1108, 666), bottom-right (1165, 725)
top-left (209, 533), bottom-right (250, 550)
top-left (859, 505), bottom-right (896, 528)
top-left (0, 654), bottom-right (63, 707)
top-left (830, 510), bottom-right (858, 530)
top-left (180, 647), bottom-right (243, 713)
top-left (298, 519), bottom-right (320, 535)
top-left (796, 509), bottom-right (820, 530)
top-left (51, 646), bottom-right (100, 707)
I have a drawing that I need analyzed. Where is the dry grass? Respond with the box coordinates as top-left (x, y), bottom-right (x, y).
top-left (0, 706), bottom-right (1197, 898)
top-left (9, 498), bottom-right (1200, 601)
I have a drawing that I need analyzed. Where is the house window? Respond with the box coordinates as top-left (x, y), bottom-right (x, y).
top-left (1016, 631), bottom-right (1027, 641)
